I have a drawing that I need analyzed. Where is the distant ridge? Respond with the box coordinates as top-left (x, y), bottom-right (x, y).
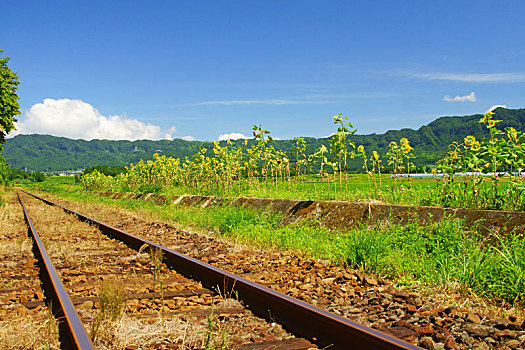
top-left (4, 107), bottom-right (525, 172)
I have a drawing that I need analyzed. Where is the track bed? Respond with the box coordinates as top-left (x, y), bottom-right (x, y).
top-left (6, 189), bottom-right (525, 349)
top-left (17, 192), bottom-right (315, 349)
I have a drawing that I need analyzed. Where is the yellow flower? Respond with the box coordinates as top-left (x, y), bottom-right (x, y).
top-left (488, 119), bottom-right (496, 128)
top-left (464, 135), bottom-right (475, 147)
top-left (372, 151), bottom-right (379, 160)
top-left (404, 145), bottom-right (413, 153)
top-left (244, 139), bottom-right (248, 146)
top-left (507, 127), bottom-right (517, 141)
top-left (481, 110), bottom-right (493, 123)
top-left (357, 145), bottom-right (364, 153)
top-left (431, 169), bottom-right (437, 175)
top-left (472, 141), bottom-right (481, 151)
top-left (400, 138), bottom-right (409, 147)
top-left (389, 141), bottom-right (397, 148)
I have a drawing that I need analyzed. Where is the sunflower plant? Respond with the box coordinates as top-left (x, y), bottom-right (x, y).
top-left (330, 113), bottom-right (356, 192)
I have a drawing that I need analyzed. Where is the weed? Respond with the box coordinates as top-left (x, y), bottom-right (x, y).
top-left (90, 283), bottom-right (125, 342)
top-left (214, 280), bottom-right (239, 305)
top-left (149, 245), bottom-right (164, 301)
top-left (0, 206), bottom-right (10, 221)
top-left (15, 236), bottom-right (25, 255)
top-left (490, 232), bottom-right (525, 302)
top-left (45, 302), bottom-right (59, 344)
top-left (344, 230), bottom-right (388, 271)
top-left (202, 310), bottom-right (230, 350)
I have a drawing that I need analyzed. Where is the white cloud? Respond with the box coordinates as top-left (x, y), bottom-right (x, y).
top-left (182, 135), bottom-right (196, 141)
top-left (489, 104), bottom-right (507, 111)
top-left (406, 72), bottom-right (525, 83)
top-left (218, 132), bottom-right (248, 141)
top-left (12, 98), bottom-right (175, 141)
top-left (443, 92), bottom-right (477, 102)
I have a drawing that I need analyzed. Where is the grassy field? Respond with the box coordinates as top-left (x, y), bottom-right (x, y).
top-left (80, 171), bottom-right (525, 211)
top-left (29, 174), bottom-right (437, 202)
top-left (19, 180), bottom-right (525, 310)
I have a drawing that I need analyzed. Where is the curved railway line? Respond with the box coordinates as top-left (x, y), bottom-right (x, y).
top-left (10, 190), bottom-right (419, 349)
top-left (2, 189), bottom-right (524, 349)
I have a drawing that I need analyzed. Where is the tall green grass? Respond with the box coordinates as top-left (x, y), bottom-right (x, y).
top-left (155, 204), bottom-right (525, 304)
top-left (36, 174), bottom-right (525, 210)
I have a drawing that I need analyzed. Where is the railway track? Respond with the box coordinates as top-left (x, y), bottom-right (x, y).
top-left (0, 191), bottom-right (61, 348)
top-left (13, 190), bottom-right (419, 349)
top-left (18, 192), bottom-right (93, 349)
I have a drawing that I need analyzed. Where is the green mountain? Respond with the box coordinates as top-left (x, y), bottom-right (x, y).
top-left (3, 107), bottom-right (525, 172)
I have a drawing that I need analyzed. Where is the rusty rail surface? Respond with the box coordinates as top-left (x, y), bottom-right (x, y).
top-left (17, 193), bottom-right (94, 350)
top-left (24, 190), bottom-right (421, 350)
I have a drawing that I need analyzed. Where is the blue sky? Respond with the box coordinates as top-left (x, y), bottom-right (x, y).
top-left (2, 1), bottom-right (525, 141)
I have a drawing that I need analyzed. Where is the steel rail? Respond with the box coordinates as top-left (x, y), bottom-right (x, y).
top-left (24, 191), bottom-right (421, 350)
top-left (17, 193), bottom-right (94, 350)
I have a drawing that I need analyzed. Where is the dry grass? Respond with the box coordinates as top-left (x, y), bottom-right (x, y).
top-left (0, 188), bottom-right (61, 349)
top-left (22, 201), bottom-right (115, 258)
top-left (0, 187), bottom-right (32, 256)
top-left (77, 281), bottom-right (235, 349)
top-left (0, 307), bottom-right (60, 349)
top-left (416, 280), bottom-right (524, 320)
top-left (0, 236), bottom-right (32, 257)
top-left (86, 313), bottom-right (210, 349)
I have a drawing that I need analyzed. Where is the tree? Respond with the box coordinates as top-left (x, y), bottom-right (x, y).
top-left (0, 49), bottom-right (20, 185)
top-left (0, 49), bottom-right (20, 146)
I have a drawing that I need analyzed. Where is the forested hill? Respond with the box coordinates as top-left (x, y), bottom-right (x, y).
top-left (4, 107), bottom-right (525, 172)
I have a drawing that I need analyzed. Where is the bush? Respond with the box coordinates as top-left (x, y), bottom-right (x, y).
top-left (0, 155), bottom-right (8, 185)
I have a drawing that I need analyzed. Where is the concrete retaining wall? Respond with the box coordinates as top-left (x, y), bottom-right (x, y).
top-left (94, 191), bottom-right (525, 234)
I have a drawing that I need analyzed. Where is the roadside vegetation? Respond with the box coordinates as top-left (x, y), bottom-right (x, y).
top-left (22, 186), bottom-right (525, 308)
top-left (6, 167), bottom-right (45, 184)
top-left (80, 111), bottom-right (525, 211)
